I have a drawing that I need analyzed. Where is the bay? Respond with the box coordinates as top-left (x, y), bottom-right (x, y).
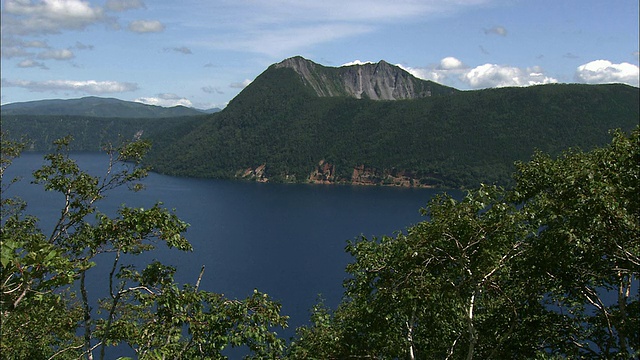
top-left (3, 152), bottom-right (459, 343)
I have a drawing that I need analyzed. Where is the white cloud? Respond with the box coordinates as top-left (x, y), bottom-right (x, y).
top-left (196, 0), bottom-right (491, 57)
top-left (135, 94), bottom-right (193, 107)
top-left (2, 0), bottom-right (106, 35)
top-left (399, 57), bottom-right (467, 84)
top-left (1, 78), bottom-right (139, 94)
top-left (105, 0), bottom-right (146, 12)
top-left (399, 57), bottom-right (558, 89)
top-left (463, 63), bottom-right (558, 88)
top-left (1, 45), bottom-right (32, 59)
top-left (236, 0), bottom-right (489, 25)
top-left (439, 56), bottom-right (466, 70)
top-left (342, 60), bottom-right (375, 66)
top-left (37, 48), bottom-right (75, 60)
top-left (208, 23), bottom-right (371, 57)
top-left (229, 79), bottom-right (252, 89)
top-left (574, 60), bottom-right (639, 87)
top-left (128, 19), bottom-right (165, 33)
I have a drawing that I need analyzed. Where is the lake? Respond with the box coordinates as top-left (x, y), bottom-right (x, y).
top-left (3, 152), bottom-right (459, 345)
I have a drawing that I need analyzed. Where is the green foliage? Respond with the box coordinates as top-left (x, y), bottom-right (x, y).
top-left (147, 76), bottom-right (639, 189)
top-left (287, 127), bottom-right (639, 359)
top-left (0, 114), bottom-right (204, 152)
top-left (0, 133), bottom-right (287, 359)
top-left (3, 77), bottom-right (637, 189)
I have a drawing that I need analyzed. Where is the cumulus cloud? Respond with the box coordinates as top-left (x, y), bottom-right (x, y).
top-left (229, 79), bottom-right (252, 89)
top-left (105, 0), bottom-right (146, 12)
top-left (1, 78), bottom-right (138, 94)
top-left (464, 63), bottom-right (557, 88)
top-left (399, 57), bottom-right (468, 85)
top-left (128, 19), bottom-right (164, 33)
top-left (483, 26), bottom-right (507, 36)
top-left (135, 93), bottom-right (193, 107)
top-left (2, 0), bottom-right (106, 35)
top-left (438, 56), bottom-right (466, 70)
top-left (400, 57), bottom-right (558, 89)
top-left (574, 60), bottom-right (639, 87)
top-left (37, 48), bottom-right (75, 60)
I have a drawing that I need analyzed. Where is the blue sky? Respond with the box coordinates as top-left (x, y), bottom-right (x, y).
top-left (1, 0), bottom-right (638, 109)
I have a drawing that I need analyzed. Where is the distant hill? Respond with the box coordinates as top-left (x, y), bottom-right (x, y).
top-left (0, 96), bottom-right (207, 118)
top-left (144, 57), bottom-right (640, 188)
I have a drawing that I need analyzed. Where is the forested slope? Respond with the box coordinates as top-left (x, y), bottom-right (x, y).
top-left (2, 59), bottom-right (638, 189)
top-left (0, 114), bottom-right (205, 152)
top-left (146, 65), bottom-right (639, 188)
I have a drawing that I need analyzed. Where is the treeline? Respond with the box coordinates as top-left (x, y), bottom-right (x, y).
top-left (0, 114), bottom-right (206, 152)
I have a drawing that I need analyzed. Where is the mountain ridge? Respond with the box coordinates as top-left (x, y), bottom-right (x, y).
top-left (143, 57), bottom-right (639, 188)
top-left (0, 96), bottom-right (216, 118)
top-left (273, 56), bottom-right (457, 100)
top-left (2, 56), bottom-right (638, 189)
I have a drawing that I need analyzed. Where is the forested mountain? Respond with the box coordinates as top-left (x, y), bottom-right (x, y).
top-left (145, 57), bottom-right (639, 188)
top-left (0, 96), bottom-right (209, 118)
top-left (2, 57), bottom-right (638, 188)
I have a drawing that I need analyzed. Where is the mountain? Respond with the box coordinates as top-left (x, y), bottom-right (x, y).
top-left (0, 96), bottom-right (206, 118)
top-left (274, 56), bottom-right (457, 100)
top-left (2, 57), bottom-right (638, 188)
top-left (143, 57), bottom-right (639, 188)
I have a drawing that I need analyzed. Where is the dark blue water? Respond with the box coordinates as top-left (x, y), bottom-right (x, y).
top-left (3, 152), bottom-right (457, 348)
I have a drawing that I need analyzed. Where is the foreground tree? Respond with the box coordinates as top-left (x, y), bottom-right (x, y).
top-left (1, 133), bottom-right (287, 359)
top-left (288, 127), bottom-right (639, 359)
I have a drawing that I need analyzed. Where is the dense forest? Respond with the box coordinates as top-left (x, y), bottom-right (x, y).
top-left (146, 71), bottom-right (639, 188)
top-left (0, 114), bottom-right (205, 152)
top-left (2, 60), bottom-right (638, 189)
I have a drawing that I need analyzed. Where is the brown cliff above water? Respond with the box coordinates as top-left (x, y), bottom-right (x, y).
top-left (238, 161), bottom-right (440, 188)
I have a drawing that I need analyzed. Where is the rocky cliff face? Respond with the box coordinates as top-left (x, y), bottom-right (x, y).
top-left (238, 161), bottom-right (436, 187)
top-left (274, 56), bottom-right (439, 100)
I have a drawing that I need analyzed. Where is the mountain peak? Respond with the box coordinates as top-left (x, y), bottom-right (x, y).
top-left (273, 56), bottom-right (453, 100)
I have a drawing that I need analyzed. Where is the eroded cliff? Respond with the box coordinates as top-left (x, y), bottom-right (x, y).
top-left (274, 56), bottom-right (448, 100)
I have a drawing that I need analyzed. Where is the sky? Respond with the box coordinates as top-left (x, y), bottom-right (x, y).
top-left (1, 0), bottom-right (639, 110)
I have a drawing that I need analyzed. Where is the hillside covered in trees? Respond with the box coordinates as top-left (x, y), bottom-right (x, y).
top-left (145, 58), bottom-right (638, 188)
top-left (1, 57), bottom-right (638, 188)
